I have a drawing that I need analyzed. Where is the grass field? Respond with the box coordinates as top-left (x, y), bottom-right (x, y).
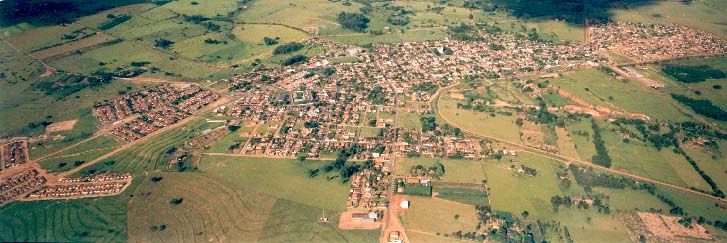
top-left (160, 0), bottom-right (240, 18)
top-left (199, 155), bottom-right (349, 210)
top-left (395, 157), bottom-right (486, 184)
top-left (236, 0), bottom-right (361, 35)
top-left (438, 93), bottom-right (522, 143)
top-left (555, 127), bottom-right (581, 160)
top-left (546, 69), bottom-right (691, 122)
top-left (683, 145), bottom-right (727, 194)
top-left (258, 199), bottom-right (380, 242)
top-left (37, 135), bottom-right (121, 173)
top-left (128, 172), bottom-right (277, 242)
top-left (29, 33), bottom-right (118, 60)
top-left (566, 119), bottom-right (708, 190)
top-left (397, 111), bottom-right (423, 130)
top-left (49, 41), bottom-right (222, 81)
top-left (400, 196), bottom-right (479, 234)
top-left (433, 187), bottom-right (488, 206)
top-left (5, 23), bottom-right (92, 52)
top-left (0, 43), bottom-right (146, 138)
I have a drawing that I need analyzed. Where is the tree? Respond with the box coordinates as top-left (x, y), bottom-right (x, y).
top-left (263, 37), bottom-right (279, 46)
top-left (337, 12), bottom-right (370, 32)
top-left (154, 39), bottom-right (174, 49)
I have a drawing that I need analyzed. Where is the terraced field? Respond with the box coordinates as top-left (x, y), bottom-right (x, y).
top-left (0, 179), bottom-right (140, 242)
top-left (128, 172), bottom-right (276, 242)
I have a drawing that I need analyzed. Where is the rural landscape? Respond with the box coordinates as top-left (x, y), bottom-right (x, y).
top-left (1, 0), bottom-right (727, 242)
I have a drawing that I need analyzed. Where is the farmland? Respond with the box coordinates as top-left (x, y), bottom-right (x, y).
top-left (400, 196), bottom-right (479, 235)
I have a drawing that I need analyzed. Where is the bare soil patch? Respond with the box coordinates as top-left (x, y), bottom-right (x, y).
top-left (45, 120), bottom-right (77, 133)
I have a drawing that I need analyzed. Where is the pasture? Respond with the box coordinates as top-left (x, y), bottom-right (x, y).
top-left (258, 199), bottom-right (380, 242)
top-left (29, 33), bottom-right (118, 60)
top-left (400, 196), bottom-right (479, 234)
top-left (0, 45), bottom-right (145, 138)
top-left (128, 172), bottom-right (277, 242)
top-left (37, 135), bottom-right (121, 173)
top-left (653, 57), bottom-right (727, 110)
top-left (48, 41), bottom-right (222, 81)
top-left (545, 69), bottom-right (691, 122)
top-left (5, 23), bottom-right (92, 52)
top-left (236, 0), bottom-right (361, 35)
top-left (433, 187), bottom-right (488, 206)
top-left (395, 157), bottom-right (486, 184)
top-left (199, 155), bottom-right (350, 210)
top-left (438, 93), bottom-right (522, 143)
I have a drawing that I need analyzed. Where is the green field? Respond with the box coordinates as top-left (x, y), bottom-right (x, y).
top-left (434, 187), bottom-right (488, 206)
top-left (128, 172), bottom-right (277, 242)
top-left (396, 111), bottom-right (423, 130)
top-left (395, 157), bottom-right (486, 184)
top-left (438, 93), bottom-right (522, 143)
top-left (5, 23), bottom-right (92, 52)
top-left (401, 196), bottom-right (479, 234)
top-left (652, 57), bottom-right (727, 111)
top-left (49, 41), bottom-right (222, 81)
top-left (37, 135), bottom-right (121, 173)
top-left (546, 69), bottom-right (691, 122)
top-left (199, 155), bottom-right (350, 210)
top-left (29, 33), bottom-right (118, 60)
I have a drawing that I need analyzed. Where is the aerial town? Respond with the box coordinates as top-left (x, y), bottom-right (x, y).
top-left (1, 1), bottom-right (727, 241)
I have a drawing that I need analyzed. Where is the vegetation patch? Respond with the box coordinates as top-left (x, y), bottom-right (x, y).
top-left (671, 94), bottom-right (727, 121)
top-left (434, 187), bottom-right (488, 206)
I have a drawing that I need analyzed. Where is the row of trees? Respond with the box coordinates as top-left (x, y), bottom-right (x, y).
top-left (590, 120), bottom-right (612, 168)
top-left (671, 94), bottom-right (727, 121)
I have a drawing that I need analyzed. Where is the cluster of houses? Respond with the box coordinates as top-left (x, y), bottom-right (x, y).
top-left (93, 84), bottom-right (220, 141)
top-left (589, 21), bottom-right (727, 62)
top-left (56, 173), bottom-right (131, 184)
top-left (0, 169), bottom-right (46, 206)
top-left (347, 162), bottom-right (391, 209)
top-left (27, 180), bottom-right (128, 200)
top-left (1, 140), bottom-right (28, 170)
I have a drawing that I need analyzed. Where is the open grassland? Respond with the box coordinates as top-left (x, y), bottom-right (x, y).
top-left (37, 135), bottom-right (121, 173)
top-left (49, 41), bottom-right (221, 81)
top-left (73, 3), bottom-right (156, 28)
top-left (203, 131), bottom-right (247, 154)
top-left (161, 0), bottom-right (240, 18)
top-left (237, 0), bottom-right (360, 34)
top-left (684, 145), bottom-right (727, 194)
top-left (555, 127), bottom-right (580, 160)
top-left (433, 187), bottom-right (488, 206)
top-left (546, 69), bottom-right (691, 122)
top-left (485, 153), bottom-right (566, 220)
top-left (611, 0), bottom-right (727, 38)
top-left (105, 17), bottom-right (207, 44)
top-left (395, 157), bottom-right (486, 184)
top-left (567, 119), bottom-right (709, 190)
top-left (199, 155), bottom-right (349, 210)
top-left (593, 188), bottom-right (669, 213)
top-left (597, 120), bottom-right (709, 191)
top-left (29, 33), bottom-right (118, 60)
top-left (401, 196), bottom-right (479, 234)
top-left (549, 210), bottom-right (631, 243)
top-left (4, 24), bottom-right (92, 52)
top-left (0, 46), bottom-right (145, 137)
top-left (655, 186), bottom-right (727, 222)
top-left (407, 230), bottom-right (466, 243)
top-left (438, 94), bottom-right (522, 143)
top-left (258, 199), bottom-right (380, 242)
top-left (128, 172), bottom-right (277, 242)
top-left (0, 177), bottom-right (142, 242)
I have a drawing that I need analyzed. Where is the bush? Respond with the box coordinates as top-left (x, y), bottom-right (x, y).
top-left (273, 42), bottom-right (304, 55)
top-left (671, 94), bottom-right (727, 121)
top-left (662, 65), bottom-right (726, 83)
top-left (282, 55), bottom-right (308, 66)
